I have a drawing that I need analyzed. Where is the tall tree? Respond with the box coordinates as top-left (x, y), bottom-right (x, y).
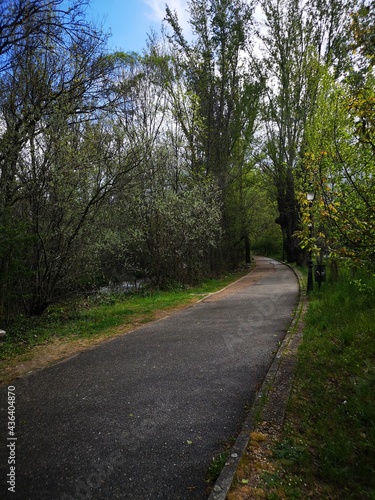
top-left (257, 0), bottom-right (353, 263)
top-left (350, 0), bottom-right (375, 75)
top-left (0, 0), bottom-right (120, 318)
top-left (90, 52), bottom-right (223, 287)
top-left (296, 2), bottom-right (375, 269)
top-left (297, 70), bottom-right (375, 268)
top-left (164, 0), bottom-right (263, 267)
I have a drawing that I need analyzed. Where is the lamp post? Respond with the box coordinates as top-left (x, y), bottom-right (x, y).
top-left (306, 190), bottom-right (315, 294)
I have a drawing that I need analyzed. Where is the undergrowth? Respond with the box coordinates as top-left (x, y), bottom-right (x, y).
top-left (261, 268), bottom-right (375, 498)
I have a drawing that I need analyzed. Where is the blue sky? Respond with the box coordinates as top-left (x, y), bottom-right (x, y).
top-left (87, 0), bottom-right (190, 54)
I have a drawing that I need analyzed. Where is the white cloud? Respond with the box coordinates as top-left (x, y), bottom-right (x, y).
top-left (143, 0), bottom-right (166, 22)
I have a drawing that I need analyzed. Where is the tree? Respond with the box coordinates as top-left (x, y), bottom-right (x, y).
top-left (0, 0), bottom-right (121, 319)
top-left (90, 51), bottom-right (223, 287)
top-left (257, 0), bottom-right (354, 264)
top-left (0, 1), bottom-right (102, 69)
top-left (297, 61), bottom-right (375, 269)
top-left (351, 0), bottom-right (375, 75)
top-left (164, 0), bottom-right (263, 268)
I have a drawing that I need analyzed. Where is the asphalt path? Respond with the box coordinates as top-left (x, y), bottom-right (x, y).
top-left (0, 257), bottom-right (299, 499)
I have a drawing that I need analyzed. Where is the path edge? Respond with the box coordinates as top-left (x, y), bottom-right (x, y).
top-left (208, 261), bottom-right (306, 500)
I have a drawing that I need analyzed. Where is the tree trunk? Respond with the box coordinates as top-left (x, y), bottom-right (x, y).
top-left (244, 234), bottom-right (251, 264)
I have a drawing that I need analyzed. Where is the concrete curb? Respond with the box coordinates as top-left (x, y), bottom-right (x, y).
top-left (208, 262), bottom-right (306, 500)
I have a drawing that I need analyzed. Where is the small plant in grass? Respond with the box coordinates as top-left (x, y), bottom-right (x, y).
top-left (273, 437), bottom-right (308, 466)
top-left (261, 470), bottom-right (304, 499)
top-left (207, 449), bottom-right (230, 483)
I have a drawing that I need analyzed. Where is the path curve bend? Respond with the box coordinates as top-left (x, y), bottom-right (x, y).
top-left (0, 257), bottom-right (299, 499)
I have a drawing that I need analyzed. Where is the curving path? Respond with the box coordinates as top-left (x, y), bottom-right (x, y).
top-left (0, 257), bottom-right (298, 499)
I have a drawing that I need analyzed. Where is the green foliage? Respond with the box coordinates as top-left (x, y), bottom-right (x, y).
top-left (297, 69), bottom-right (375, 268)
top-left (228, 168), bottom-right (283, 259)
top-left (97, 174), bottom-right (223, 288)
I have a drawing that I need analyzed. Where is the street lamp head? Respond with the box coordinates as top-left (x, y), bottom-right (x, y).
top-left (306, 190), bottom-right (315, 202)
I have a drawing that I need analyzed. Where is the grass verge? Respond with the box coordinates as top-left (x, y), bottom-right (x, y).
top-left (0, 269), bottom-right (250, 383)
top-left (229, 268), bottom-right (375, 499)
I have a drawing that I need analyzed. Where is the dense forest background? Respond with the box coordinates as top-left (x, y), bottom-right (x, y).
top-left (0, 0), bottom-right (374, 324)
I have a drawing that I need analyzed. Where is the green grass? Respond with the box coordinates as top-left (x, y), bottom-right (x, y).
top-left (261, 267), bottom-right (375, 499)
top-left (0, 270), bottom-right (248, 362)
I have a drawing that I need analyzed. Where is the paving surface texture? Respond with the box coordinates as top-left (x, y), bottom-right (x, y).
top-left (0, 257), bottom-right (299, 499)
